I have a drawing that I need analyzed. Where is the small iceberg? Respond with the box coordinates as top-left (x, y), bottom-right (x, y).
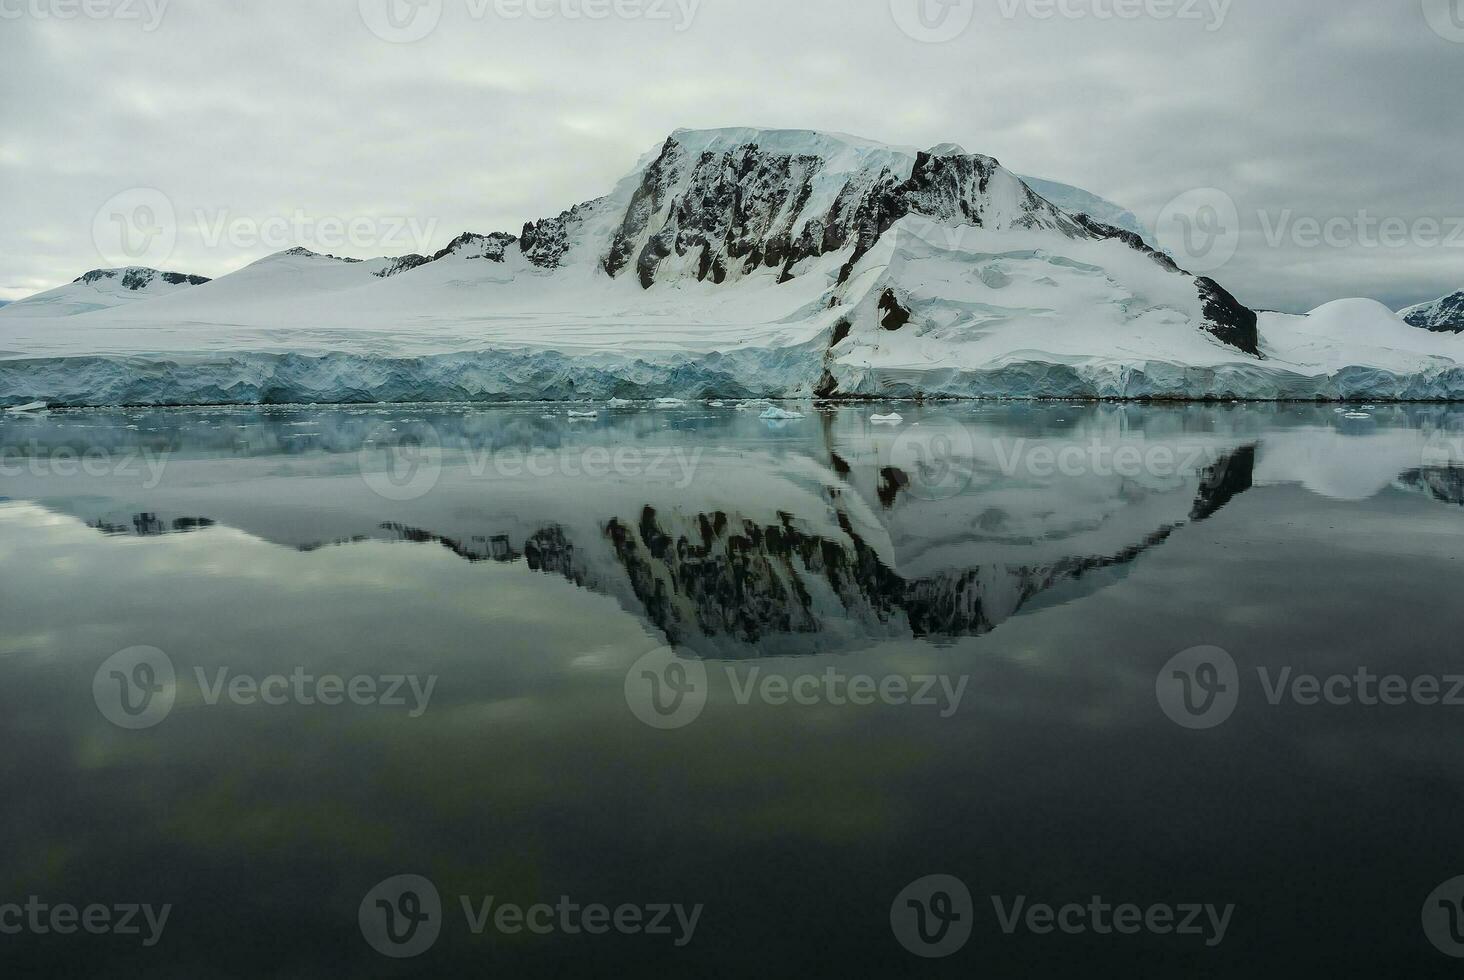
top-left (655, 398), bottom-right (686, 408)
top-left (708, 400), bottom-right (726, 408)
top-left (568, 409), bottom-right (600, 419)
top-left (607, 398), bottom-right (633, 408)
top-left (1343, 412), bottom-right (1372, 420)
top-left (871, 413), bottom-right (904, 425)
top-left (5, 401), bottom-right (47, 414)
top-left (760, 406), bottom-right (805, 420)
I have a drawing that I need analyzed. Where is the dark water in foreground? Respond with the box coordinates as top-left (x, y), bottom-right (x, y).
top-left (2, 402), bottom-right (1463, 978)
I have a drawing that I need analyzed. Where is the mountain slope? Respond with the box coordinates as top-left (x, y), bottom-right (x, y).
top-left (1012, 175), bottom-right (1151, 245)
top-left (1401, 289), bottom-right (1464, 333)
top-left (0, 267), bottom-right (210, 318)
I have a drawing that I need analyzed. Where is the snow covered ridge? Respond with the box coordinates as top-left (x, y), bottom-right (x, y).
top-left (1, 127), bottom-right (1462, 403)
top-left (0, 266), bottom-right (211, 318)
top-left (1401, 290), bottom-right (1464, 334)
top-left (77, 268), bottom-right (212, 289)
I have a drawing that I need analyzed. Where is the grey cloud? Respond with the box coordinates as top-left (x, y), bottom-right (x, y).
top-left (1, 0), bottom-right (1460, 312)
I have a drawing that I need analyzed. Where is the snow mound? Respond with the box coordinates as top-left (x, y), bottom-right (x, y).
top-left (1306, 298), bottom-right (1404, 332)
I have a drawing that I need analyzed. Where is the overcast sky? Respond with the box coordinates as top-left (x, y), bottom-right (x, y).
top-left (1, 0), bottom-right (1461, 312)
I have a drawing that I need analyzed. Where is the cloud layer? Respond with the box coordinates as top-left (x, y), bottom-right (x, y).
top-left (2, 0), bottom-right (1461, 312)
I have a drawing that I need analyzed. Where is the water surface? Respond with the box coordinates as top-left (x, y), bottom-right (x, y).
top-left (2, 402), bottom-right (1463, 977)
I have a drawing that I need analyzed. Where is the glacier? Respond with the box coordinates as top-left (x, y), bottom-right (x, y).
top-left (2, 127), bottom-right (1462, 406)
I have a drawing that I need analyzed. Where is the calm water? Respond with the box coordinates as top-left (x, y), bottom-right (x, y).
top-left (2, 402), bottom-right (1463, 977)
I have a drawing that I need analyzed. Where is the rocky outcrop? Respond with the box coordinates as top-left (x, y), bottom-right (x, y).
top-left (76, 268), bottom-right (211, 289)
top-left (375, 231), bottom-right (520, 277)
top-left (1402, 290), bottom-right (1464, 333)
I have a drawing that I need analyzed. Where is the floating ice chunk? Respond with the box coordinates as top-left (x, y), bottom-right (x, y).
top-left (1343, 412), bottom-right (1372, 419)
top-left (607, 398), bottom-right (633, 408)
top-left (760, 406), bottom-right (805, 420)
top-left (655, 398), bottom-right (686, 408)
top-left (708, 400), bottom-right (726, 408)
top-left (871, 413), bottom-right (904, 424)
top-left (6, 401), bottom-right (47, 414)
top-left (568, 409), bottom-right (600, 418)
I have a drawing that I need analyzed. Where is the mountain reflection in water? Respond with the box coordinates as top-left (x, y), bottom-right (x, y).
top-left (3, 403), bottom-right (1459, 659)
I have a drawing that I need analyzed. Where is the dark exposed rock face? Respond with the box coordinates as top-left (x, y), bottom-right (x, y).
top-left (1403, 290), bottom-right (1464, 333)
top-left (1196, 278), bottom-right (1261, 356)
top-left (878, 290), bottom-right (910, 331)
top-left (375, 254), bottom-right (430, 278)
top-left (522, 204), bottom-right (589, 269)
top-left (75, 268), bottom-right (211, 290)
top-left (161, 272), bottom-right (211, 287)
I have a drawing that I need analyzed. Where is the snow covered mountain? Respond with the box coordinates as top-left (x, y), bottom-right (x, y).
top-left (1401, 289), bottom-right (1464, 333)
top-left (0, 267), bottom-right (210, 318)
top-left (0, 127), bottom-right (1461, 404)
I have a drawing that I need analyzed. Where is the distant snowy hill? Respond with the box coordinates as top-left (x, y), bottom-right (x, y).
top-left (0, 267), bottom-right (210, 318)
top-left (1400, 289), bottom-right (1464, 333)
top-left (0, 128), bottom-right (1460, 404)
